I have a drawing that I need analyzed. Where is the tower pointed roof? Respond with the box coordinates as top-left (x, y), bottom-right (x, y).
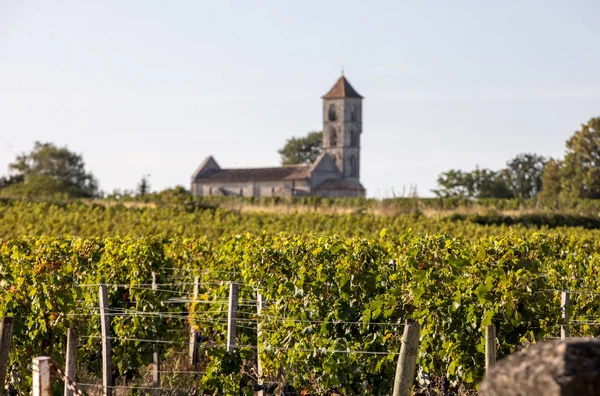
top-left (322, 76), bottom-right (363, 99)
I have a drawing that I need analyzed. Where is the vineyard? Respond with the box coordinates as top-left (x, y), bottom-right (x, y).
top-left (2, 199), bottom-right (600, 394)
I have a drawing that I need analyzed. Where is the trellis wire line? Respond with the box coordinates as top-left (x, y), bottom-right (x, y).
top-left (75, 282), bottom-right (243, 288)
top-left (261, 345), bottom-right (396, 355)
top-left (71, 313), bottom-right (259, 325)
top-left (78, 383), bottom-right (188, 391)
top-left (259, 315), bottom-right (405, 326)
top-left (79, 336), bottom-right (258, 349)
top-left (539, 289), bottom-right (600, 296)
top-left (567, 321), bottom-right (600, 326)
top-left (87, 306), bottom-right (257, 317)
top-left (164, 299), bottom-right (257, 307)
top-left (76, 335), bottom-right (391, 355)
top-left (143, 370), bottom-right (207, 375)
top-left (80, 335), bottom-right (187, 345)
top-left (69, 309), bottom-right (230, 315)
top-left (159, 267), bottom-right (240, 274)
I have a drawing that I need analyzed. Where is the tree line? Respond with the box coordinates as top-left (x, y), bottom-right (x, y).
top-left (3, 116), bottom-right (600, 201)
top-left (433, 117), bottom-right (600, 201)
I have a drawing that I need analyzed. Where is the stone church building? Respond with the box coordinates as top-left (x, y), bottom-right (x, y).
top-left (191, 75), bottom-right (366, 198)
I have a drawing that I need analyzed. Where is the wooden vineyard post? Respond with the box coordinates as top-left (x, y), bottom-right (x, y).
top-left (256, 292), bottom-right (265, 396)
top-left (189, 276), bottom-right (199, 365)
top-left (152, 351), bottom-right (160, 395)
top-left (485, 324), bottom-right (496, 375)
top-left (64, 328), bottom-right (78, 396)
top-left (99, 285), bottom-right (112, 396)
top-left (32, 356), bottom-right (52, 396)
top-left (0, 317), bottom-right (14, 396)
top-left (227, 282), bottom-right (239, 352)
top-left (561, 291), bottom-right (570, 340)
top-left (151, 271), bottom-right (157, 291)
top-left (392, 320), bottom-right (420, 396)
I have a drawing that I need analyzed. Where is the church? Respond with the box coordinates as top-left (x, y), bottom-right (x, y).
top-left (191, 75), bottom-right (366, 198)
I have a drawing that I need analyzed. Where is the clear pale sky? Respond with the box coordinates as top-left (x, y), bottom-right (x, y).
top-left (2, 1), bottom-right (600, 197)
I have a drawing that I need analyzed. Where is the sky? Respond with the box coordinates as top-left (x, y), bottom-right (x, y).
top-left (1, 1), bottom-right (600, 198)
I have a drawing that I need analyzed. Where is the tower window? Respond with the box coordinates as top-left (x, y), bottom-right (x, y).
top-left (328, 105), bottom-right (337, 121)
top-left (350, 106), bottom-right (358, 122)
top-left (350, 130), bottom-right (358, 147)
top-left (350, 155), bottom-right (358, 177)
top-left (329, 127), bottom-right (338, 146)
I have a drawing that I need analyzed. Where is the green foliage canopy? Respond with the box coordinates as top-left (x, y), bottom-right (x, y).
top-left (278, 131), bottom-right (323, 165)
top-left (558, 117), bottom-right (600, 199)
top-left (433, 167), bottom-right (513, 199)
top-left (505, 153), bottom-right (547, 199)
top-left (4, 141), bottom-right (99, 198)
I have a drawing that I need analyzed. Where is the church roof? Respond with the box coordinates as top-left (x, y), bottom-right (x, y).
top-left (314, 178), bottom-right (365, 192)
top-left (194, 165), bottom-right (310, 183)
top-left (322, 76), bottom-right (363, 99)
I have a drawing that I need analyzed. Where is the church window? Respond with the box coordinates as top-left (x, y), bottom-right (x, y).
top-left (329, 127), bottom-right (338, 146)
top-left (350, 130), bottom-right (358, 147)
top-left (328, 105), bottom-right (337, 121)
top-left (239, 188), bottom-right (243, 197)
top-left (209, 187), bottom-right (213, 196)
top-left (350, 155), bottom-right (358, 177)
top-left (271, 187), bottom-right (275, 196)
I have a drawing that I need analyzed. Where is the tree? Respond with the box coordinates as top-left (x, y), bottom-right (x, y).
top-left (6, 141), bottom-right (99, 198)
top-left (505, 153), bottom-right (547, 199)
top-left (278, 131), bottom-right (323, 165)
top-left (539, 158), bottom-right (562, 200)
top-left (432, 170), bottom-right (474, 198)
top-left (137, 175), bottom-right (151, 196)
top-left (432, 167), bottom-right (512, 198)
top-left (0, 174), bottom-right (24, 189)
top-left (471, 167), bottom-right (513, 198)
top-left (559, 117), bottom-right (600, 199)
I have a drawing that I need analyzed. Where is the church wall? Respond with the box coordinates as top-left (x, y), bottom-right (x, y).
top-left (192, 180), bottom-right (311, 197)
top-left (310, 170), bottom-right (341, 190)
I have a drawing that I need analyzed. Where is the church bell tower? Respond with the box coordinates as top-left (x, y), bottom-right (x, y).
top-left (322, 75), bottom-right (363, 181)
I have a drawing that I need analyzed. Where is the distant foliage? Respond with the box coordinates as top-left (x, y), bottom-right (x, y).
top-left (549, 117), bottom-right (600, 200)
top-left (278, 131), bottom-right (323, 165)
top-left (137, 175), bottom-right (151, 197)
top-left (434, 153), bottom-right (547, 200)
top-left (505, 153), bottom-right (547, 199)
top-left (1, 141), bottom-right (99, 198)
top-left (433, 167), bottom-right (513, 199)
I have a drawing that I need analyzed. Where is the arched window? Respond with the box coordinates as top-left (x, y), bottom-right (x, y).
top-left (329, 127), bottom-right (337, 146)
top-left (350, 155), bottom-right (358, 177)
top-left (239, 188), bottom-right (243, 197)
top-left (350, 106), bottom-right (358, 122)
top-left (209, 187), bottom-right (213, 196)
top-left (328, 105), bottom-right (337, 121)
top-left (350, 130), bottom-right (358, 147)
top-left (271, 187), bottom-right (275, 196)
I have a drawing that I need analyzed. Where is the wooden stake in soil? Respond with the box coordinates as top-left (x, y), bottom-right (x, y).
top-left (152, 351), bottom-right (160, 395)
top-left (0, 317), bottom-right (14, 396)
top-left (561, 291), bottom-right (570, 340)
top-left (392, 319), bottom-right (420, 396)
top-left (189, 276), bottom-right (199, 365)
top-left (64, 328), bottom-right (78, 396)
top-left (99, 285), bottom-right (112, 396)
top-left (227, 282), bottom-right (239, 353)
top-left (32, 356), bottom-right (52, 396)
top-left (256, 293), bottom-right (265, 396)
top-left (485, 324), bottom-right (496, 375)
